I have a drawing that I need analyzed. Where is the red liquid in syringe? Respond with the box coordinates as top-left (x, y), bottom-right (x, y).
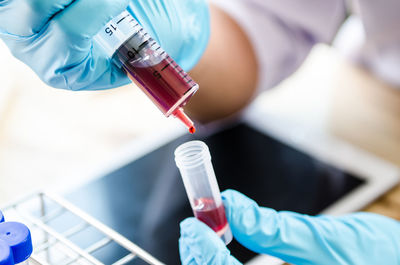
top-left (194, 198), bottom-right (229, 233)
top-left (123, 55), bottom-right (197, 114)
top-left (114, 38), bottom-right (198, 133)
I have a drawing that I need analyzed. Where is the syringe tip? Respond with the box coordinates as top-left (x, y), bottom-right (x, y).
top-left (173, 108), bottom-right (196, 134)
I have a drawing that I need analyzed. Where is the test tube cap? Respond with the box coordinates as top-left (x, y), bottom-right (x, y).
top-left (0, 222), bottom-right (32, 264)
top-left (0, 211), bottom-right (4, 223)
top-left (0, 239), bottom-right (14, 265)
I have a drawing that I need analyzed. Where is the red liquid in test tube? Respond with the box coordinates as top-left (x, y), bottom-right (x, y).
top-left (194, 198), bottom-right (229, 235)
top-left (175, 141), bottom-right (233, 245)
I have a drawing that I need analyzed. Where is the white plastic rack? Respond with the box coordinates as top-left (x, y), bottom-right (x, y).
top-left (2, 192), bottom-right (164, 265)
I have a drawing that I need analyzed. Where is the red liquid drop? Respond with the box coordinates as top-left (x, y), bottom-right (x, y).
top-left (194, 198), bottom-right (228, 233)
top-left (173, 108), bottom-right (196, 133)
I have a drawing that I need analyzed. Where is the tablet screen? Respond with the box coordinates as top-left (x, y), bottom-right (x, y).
top-left (66, 123), bottom-right (364, 264)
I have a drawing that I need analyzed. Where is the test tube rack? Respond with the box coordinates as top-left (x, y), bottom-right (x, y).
top-left (2, 192), bottom-right (164, 265)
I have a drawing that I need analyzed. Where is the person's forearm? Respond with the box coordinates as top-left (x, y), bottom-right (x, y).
top-left (186, 4), bottom-right (258, 123)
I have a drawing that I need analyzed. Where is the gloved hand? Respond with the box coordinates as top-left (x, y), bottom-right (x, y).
top-left (0, 0), bottom-right (209, 90)
top-left (179, 189), bottom-right (400, 265)
top-left (180, 218), bottom-right (242, 265)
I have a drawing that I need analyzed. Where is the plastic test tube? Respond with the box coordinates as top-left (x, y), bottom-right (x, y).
top-left (95, 11), bottom-right (198, 133)
top-left (175, 141), bottom-right (233, 244)
top-left (0, 222), bottom-right (33, 265)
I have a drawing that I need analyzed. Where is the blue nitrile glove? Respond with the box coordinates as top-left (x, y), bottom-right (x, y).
top-left (0, 0), bottom-right (209, 90)
top-left (180, 218), bottom-right (242, 265)
top-left (179, 189), bottom-right (400, 265)
top-left (127, 0), bottom-right (210, 72)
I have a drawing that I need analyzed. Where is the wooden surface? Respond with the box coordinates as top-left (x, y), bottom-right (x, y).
top-left (328, 53), bottom-right (400, 219)
top-left (258, 45), bottom-right (400, 220)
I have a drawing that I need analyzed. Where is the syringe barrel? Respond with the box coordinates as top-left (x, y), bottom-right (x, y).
top-left (95, 11), bottom-right (199, 117)
top-left (95, 11), bottom-right (139, 58)
top-left (175, 141), bottom-right (233, 245)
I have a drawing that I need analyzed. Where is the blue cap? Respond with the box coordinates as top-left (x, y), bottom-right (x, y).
top-left (0, 239), bottom-right (14, 265)
top-left (0, 211), bottom-right (4, 223)
top-left (0, 222), bottom-right (32, 263)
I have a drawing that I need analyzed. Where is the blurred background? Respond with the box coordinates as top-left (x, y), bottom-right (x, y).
top-left (0, 40), bottom-right (175, 204)
top-left (1, 15), bottom-right (400, 222)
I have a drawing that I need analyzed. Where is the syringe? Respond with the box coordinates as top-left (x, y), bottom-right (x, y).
top-left (96, 11), bottom-right (199, 134)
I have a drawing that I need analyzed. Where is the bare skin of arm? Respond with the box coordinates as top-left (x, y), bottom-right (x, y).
top-left (186, 4), bottom-right (259, 123)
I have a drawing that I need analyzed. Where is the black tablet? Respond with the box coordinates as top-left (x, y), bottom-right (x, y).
top-left (64, 108), bottom-right (398, 264)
